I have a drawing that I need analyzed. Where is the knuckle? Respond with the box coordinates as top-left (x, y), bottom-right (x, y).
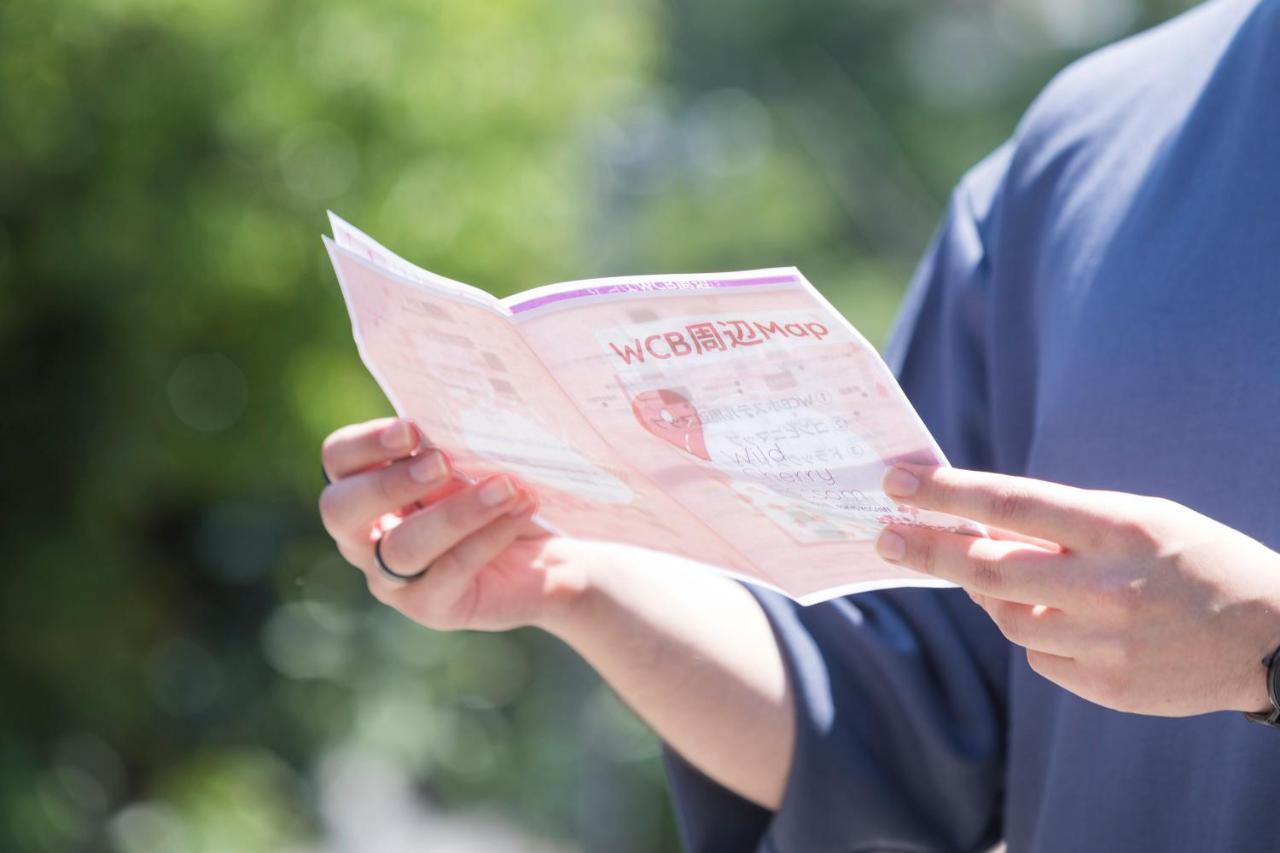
top-left (1096, 497), bottom-right (1166, 551)
top-left (989, 487), bottom-right (1027, 525)
top-left (1092, 576), bottom-right (1144, 623)
top-left (912, 537), bottom-right (938, 576)
top-left (1108, 517), bottom-right (1159, 551)
top-left (1118, 578), bottom-right (1147, 611)
top-left (968, 552), bottom-right (1005, 593)
top-left (320, 433), bottom-right (342, 469)
top-left (318, 487), bottom-right (343, 531)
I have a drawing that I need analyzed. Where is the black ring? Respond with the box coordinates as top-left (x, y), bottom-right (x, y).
top-left (322, 464), bottom-right (332, 486)
top-left (374, 536), bottom-right (431, 583)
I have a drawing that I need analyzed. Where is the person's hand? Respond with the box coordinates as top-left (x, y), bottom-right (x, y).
top-left (875, 464), bottom-right (1280, 717)
top-left (319, 417), bottom-right (591, 633)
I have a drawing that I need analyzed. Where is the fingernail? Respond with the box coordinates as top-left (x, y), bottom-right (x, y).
top-left (478, 476), bottom-right (517, 507)
top-left (381, 421), bottom-right (414, 451)
top-left (876, 529), bottom-right (906, 562)
top-left (410, 452), bottom-right (448, 484)
top-left (883, 466), bottom-right (919, 497)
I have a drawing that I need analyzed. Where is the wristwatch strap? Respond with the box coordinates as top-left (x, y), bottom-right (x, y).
top-left (1244, 646), bottom-right (1280, 728)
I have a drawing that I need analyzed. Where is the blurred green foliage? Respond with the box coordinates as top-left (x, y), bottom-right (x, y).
top-left (1, 0), bottom-right (1192, 850)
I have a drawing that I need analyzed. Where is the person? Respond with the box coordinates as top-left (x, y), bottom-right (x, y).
top-left (316, 1), bottom-right (1280, 849)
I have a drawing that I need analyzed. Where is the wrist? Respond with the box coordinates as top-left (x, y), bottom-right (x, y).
top-left (1237, 659), bottom-right (1274, 716)
top-left (524, 539), bottom-right (610, 641)
top-left (1235, 636), bottom-right (1279, 716)
top-left (1219, 547), bottom-right (1280, 715)
top-left (1226, 594), bottom-right (1280, 715)
top-left (526, 541), bottom-right (688, 649)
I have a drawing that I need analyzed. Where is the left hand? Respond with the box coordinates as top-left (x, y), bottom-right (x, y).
top-left (875, 464), bottom-right (1280, 717)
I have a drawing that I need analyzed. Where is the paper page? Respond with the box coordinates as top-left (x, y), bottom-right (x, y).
top-left (509, 270), bottom-right (983, 603)
top-left (329, 212), bottom-right (484, 302)
top-left (324, 240), bottom-right (760, 576)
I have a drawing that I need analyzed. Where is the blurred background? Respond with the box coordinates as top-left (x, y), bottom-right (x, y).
top-left (1, 0), bottom-right (1195, 850)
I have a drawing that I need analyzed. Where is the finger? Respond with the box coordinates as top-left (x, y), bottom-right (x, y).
top-left (883, 464), bottom-right (1106, 550)
top-left (390, 500), bottom-right (539, 618)
top-left (877, 524), bottom-right (1072, 605)
top-left (336, 538), bottom-right (374, 573)
top-left (321, 418), bottom-right (422, 480)
top-left (977, 598), bottom-right (1080, 657)
top-left (319, 450), bottom-right (452, 542)
top-left (373, 475), bottom-right (530, 583)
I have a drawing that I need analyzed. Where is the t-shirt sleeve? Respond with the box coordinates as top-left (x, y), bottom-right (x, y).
top-left (663, 144), bottom-right (1016, 853)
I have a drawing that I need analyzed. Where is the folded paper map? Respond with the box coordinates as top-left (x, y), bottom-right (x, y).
top-left (323, 213), bottom-right (982, 604)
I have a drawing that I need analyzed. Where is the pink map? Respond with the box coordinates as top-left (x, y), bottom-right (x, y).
top-left (325, 214), bottom-right (983, 603)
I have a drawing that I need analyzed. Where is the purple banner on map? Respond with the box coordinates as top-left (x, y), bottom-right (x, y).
top-left (508, 273), bottom-right (799, 314)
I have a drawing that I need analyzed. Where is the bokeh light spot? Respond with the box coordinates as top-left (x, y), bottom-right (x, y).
top-left (682, 88), bottom-right (773, 179)
top-left (262, 601), bottom-right (355, 680)
top-left (109, 802), bottom-right (191, 853)
top-left (194, 500), bottom-right (283, 583)
top-left (167, 352), bottom-right (248, 432)
top-left (278, 122), bottom-right (360, 202)
top-left (145, 636), bottom-right (223, 716)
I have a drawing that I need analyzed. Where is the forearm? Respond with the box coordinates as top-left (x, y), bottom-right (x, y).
top-left (539, 549), bottom-right (794, 809)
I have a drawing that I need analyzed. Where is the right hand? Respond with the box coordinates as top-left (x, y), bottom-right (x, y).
top-left (319, 417), bottom-right (590, 633)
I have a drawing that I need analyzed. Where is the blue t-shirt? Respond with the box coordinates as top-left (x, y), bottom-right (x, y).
top-left (662, 1), bottom-right (1280, 850)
